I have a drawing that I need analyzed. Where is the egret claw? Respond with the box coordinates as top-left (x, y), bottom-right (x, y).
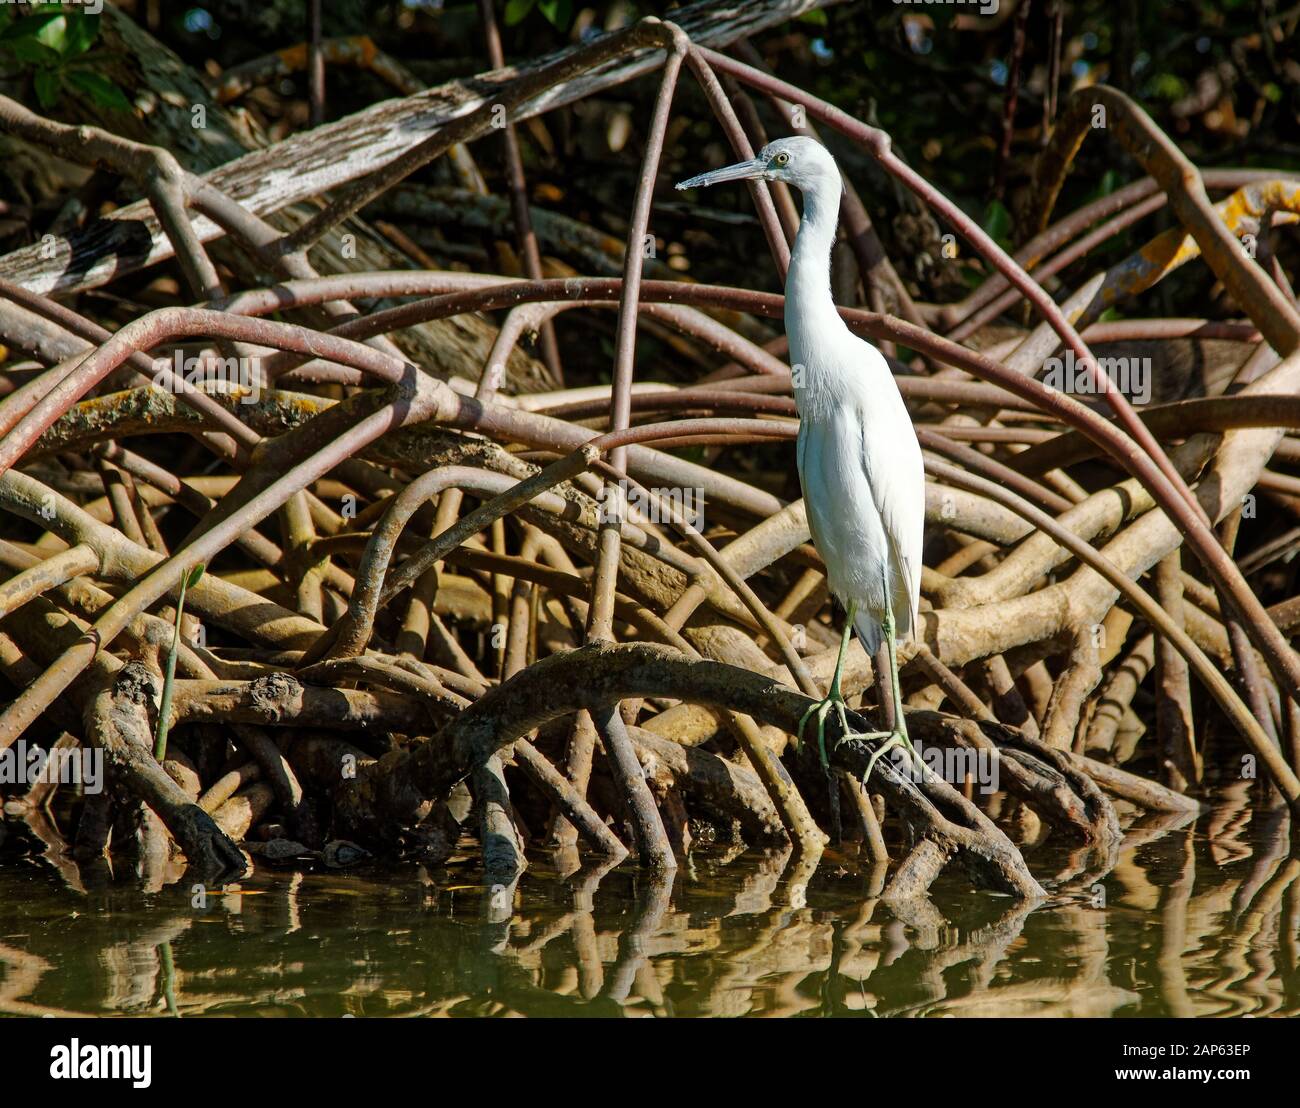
top-left (858, 729), bottom-right (923, 785)
top-left (864, 733), bottom-right (903, 784)
top-left (833, 700), bottom-right (850, 742)
top-left (797, 694), bottom-right (846, 771)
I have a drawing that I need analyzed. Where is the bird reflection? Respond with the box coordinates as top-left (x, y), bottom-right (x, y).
top-left (0, 784), bottom-right (1297, 1017)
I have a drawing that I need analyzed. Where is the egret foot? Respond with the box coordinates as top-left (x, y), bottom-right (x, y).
top-left (797, 600), bottom-right (859, 771)
top-left (797, 693), bottom-right (851, 770)
top-left (858, 729), bottom-right (923, 785)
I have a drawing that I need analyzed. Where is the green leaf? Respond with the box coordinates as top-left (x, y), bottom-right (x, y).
top-left (64, 68), bottom-right (131, 111)
top-left (504, 0), bottom-right (535, 25)
top-left (1, 37), bottom-right (62, 67)
top-left (185, 564), bottom-right (206, 589)
top-left (981, 198), bottom-right (1013, 250)
top-left (33, 67), bottom-right (60, 109)
top-left (537, 0), bottom-right (571, 26)
top-left (62, 13), bottom-right (100, 57)
top-left (1094, 169), bottom-right (1122, 199)
top-left (1, 11), bottom-right (61, 41)
top-left (23, 12), bottom-right (68, 54)
top-left (1149, 73), bottom-right (1187, 101)
top-left (797, 9), bottom-right (828, 24)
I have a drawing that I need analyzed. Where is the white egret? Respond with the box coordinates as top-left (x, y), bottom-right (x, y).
top-left (677, 137), bottom-right (924, 780)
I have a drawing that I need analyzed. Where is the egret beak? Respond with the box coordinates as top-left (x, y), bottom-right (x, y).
top-left (675, 157), bottom-right (767, 190)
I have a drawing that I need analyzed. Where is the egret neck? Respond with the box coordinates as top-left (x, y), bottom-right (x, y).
top-left (784, 171), bottom-right (849, 422)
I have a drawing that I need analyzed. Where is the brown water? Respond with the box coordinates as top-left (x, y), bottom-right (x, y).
top-left (1, 780), bottom-right (1296, 1017)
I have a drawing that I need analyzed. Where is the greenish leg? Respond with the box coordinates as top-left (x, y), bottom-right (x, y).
top-left (862, 605), bottom-right (923, 785)
top-left (798, 600), bottom-right (856, 770)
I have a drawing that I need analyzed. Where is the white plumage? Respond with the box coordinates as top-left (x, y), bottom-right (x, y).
top-left (678, 136), bottom-right (925, 769)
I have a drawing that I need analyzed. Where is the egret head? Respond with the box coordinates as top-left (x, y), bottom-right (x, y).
top-left (675, 136), bottom-right (839, 194)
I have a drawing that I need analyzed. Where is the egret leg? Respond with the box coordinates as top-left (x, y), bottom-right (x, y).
top-left (798, 601), bottom-right (856, 769)
top-left (860, 605), bottom-right (923, 785)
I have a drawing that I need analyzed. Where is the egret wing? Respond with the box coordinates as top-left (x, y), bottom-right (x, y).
top-left (858, 400), bottom-right (925, 641)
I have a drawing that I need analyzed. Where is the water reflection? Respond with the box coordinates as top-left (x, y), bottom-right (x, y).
top-left (0, 785), bottom-right (1296, 1017)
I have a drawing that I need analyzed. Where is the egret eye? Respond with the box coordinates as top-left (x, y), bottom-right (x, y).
top-left (774, 152), bottom-right (790, 167)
